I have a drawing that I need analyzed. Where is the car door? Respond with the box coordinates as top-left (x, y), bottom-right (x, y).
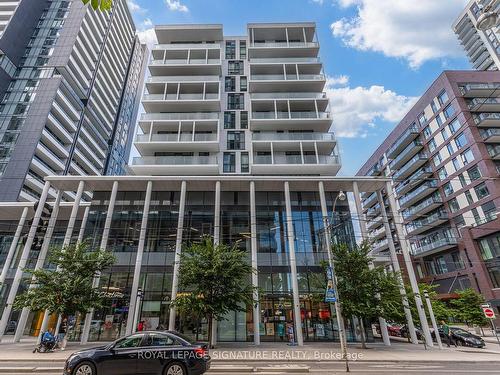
top-left (137, 332), bottom-right (184, 375)
top-left (99, 333), bottom-right (144, 375)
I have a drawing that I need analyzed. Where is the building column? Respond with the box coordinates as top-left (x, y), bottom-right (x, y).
top-left (15, 191), bottom-right (63, 343)
top-left (0, 206), bottom-right (29, 285)
top-left (284, 181), bottom-right (303, 346)
top-left (77, 205), bottom-right (91, 243)
top-left (384, 181), bottom-right (433, 347)
top-left (126, 181), bottom-right (153, 335)
top-left (250, 181), bottom-right (260, 345)
top-left (81, 181), bottom-right (119, 344)
top-left (318, 181), bottom-right (347, 350)
top-left (168, 180), bottom-right (187, 331)
top-left (376, 189), bottom-right (418, 345)
top-left (352, 182), bottom-right (390, 346)
top-left (0, 181), bottom-right (51, 341)
top-left (211, 181), bottom-right (221, 347)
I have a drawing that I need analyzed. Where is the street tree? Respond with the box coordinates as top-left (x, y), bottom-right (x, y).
top-left (13, 242), bottom-right (115, 325)
top-left (171, 236), bottom-right (256, 348)
top-left (332, 241), bottom-right (403, 348)
top-left (82, 0), bottom-right (112, 11)
top-left (450, 288), bottom-right (489, 327)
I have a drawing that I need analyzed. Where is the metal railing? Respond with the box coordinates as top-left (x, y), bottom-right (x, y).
top-left (252, 132), bottom-right (335, 141)
top-left (398, 181), bottom-right (437, 207)
top-left (252, 111), bottom-right (330, 120)
top-left (412, 237), bottom-right (458, 256)
top-left (406, 210), bottom-right (448, 233)
top-left (140, 113), bottom-right (219, 121)
top-left (402, 193), bottom-right (442, 220)
top-left (132, 155), bottom-right (217, 166)
top-left (251, 41), bottom-right (319, 48)
top-left (250, 73), bottom-right (325, 81)
top-left (250, 92), bottom-right (327, 99)
top-left (389, 139), bottom-right (423, 169)
top-left (386, 125), bottom-right (420, 157)
top-left (392, 152), bottom-right (428, 180)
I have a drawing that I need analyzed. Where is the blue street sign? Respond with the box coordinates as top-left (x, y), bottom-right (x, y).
top-left (325, 286), bottom-right (336, 303)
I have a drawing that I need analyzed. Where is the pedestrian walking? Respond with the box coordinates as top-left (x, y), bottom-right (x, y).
top-left (440, 320), bottom-right (456, 347)
top-left (58, 318), bottom-right (68, 350)
top-left (137, 320), bottom-right (145, 332)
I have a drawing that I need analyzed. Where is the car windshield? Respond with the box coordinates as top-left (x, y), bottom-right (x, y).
top-left (451, 328), bottom-right (472, 336)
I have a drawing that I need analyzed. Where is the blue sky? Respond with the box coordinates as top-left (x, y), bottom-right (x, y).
top-left (128, 0), bottom-right (471, 175)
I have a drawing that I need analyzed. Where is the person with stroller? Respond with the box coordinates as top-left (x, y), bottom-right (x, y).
top-left (34, 328), bottom-right (58, 353)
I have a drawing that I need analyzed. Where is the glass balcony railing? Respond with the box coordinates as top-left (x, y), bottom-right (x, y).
top-left (467, 97), bottom-right (500, 109)
top-left (487, 144), bottom-right (500, 158)
top-left (386, 125), bottom-right (420, 158)
top-left (140, 113), bottom-right (219, 121)
top-left (459, 83), bottom-right (500, 95)
top-left (251, 41), bottom-right (319, 48)
top-left (253, 154), bottom-right (340, 165)
top-left (143, 93), bottom-right (219, 100)
top-left (252, 132), bottom-right (335, 141)
top-left (250, 57), bottom-right (320, 63)
top-left (389, 139), bottom-right (423, 169)
top-left (251, 92), bottom-right (327, 99)
top-left (366, 163), bottom-right (382, 176)
top-left (150, 58), bottom-right (221, 65)
top-left (250, 73), bottom-right (325, 81)
top-left (252, 111), bottom-right (330, 120)
top-left (406, 210), bottom-right (448, 234)
top-left (372, 238), bottom-right (389, 252)
top-left (368, 225), bottom-right (386, 240)
top-left (473, 112), bottom-right (500, 125)
top-left (395, 167), bottom-right (433, 195)
top-left (147, 75), bottom-right (219, 83)
top-left (132, 155), bottom-right (217, 166)
top-left (481, 128), bottom-right (500, 139)
top-left (154, 43), bottom-right (221, 49)
top-left (392, 152), bottom-right (428, 180)
top-left (402, 193), bottom-right (442, 220)
top-left (411, 236), bottom-right (458, 256)
top-left (398, 181), bottom-right (438, 207)
top-left (136, 133), bottom-right (217, 142)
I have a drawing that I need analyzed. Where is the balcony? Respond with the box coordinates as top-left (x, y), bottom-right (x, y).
top-left (149, 58), bottom-right (221, 76)
top-left (405, 210), bottom-right (449, 236)
top-left (371, 238), bottom-right (389, 254)
top-left (135, 132), bottom-right (219, 153)
top-left (487, 144), bottom-right (500, 159)
top-left (402, 193), bottom-right (443, 221)
top-left (398, 181), bottom-right (438, 209)
top-left (411, 236), bottom-right (458, 257)
top-left (366, 204), bottom-right (381, 218)
top-left (474, 113), bottom-right (500, 127)
top-left (146, 75), bottom-right (220, 84)
top-left (153, 43), bottom-right (222, 51)
top-left (460, 83), bottom-right (500, 97)
top-left (386, 125), bottom-right (420, 158)
top-left (467, 97), bottom-right (500, 112)
top-left (389, 139), bottom-right (424, 170)
top-left (367, 215), bottom-right (384, 231)
top-left (131, 155), bottom-right (218, 175)
top-left (366, 163), bottom-right (382, 176)
top-left (249, 73), bottom-right (326, 92)
top-left (250, 57), bottom-right (321, 64)
top-left (248, 41), bottom-right (320, 58)
top-left (392, 152), bottom-right (428, 181)
top-left (368, 225), bottom-right (387, 241)
top-left (252, 154), bottom-right (340, 175)
top-left (142, 93), bottom-right (220, 112)
top-left (140, 112), bottom-right (219, 122)
top-left (395, 167), bottom-right (433, 196)
top-left (251, 92), bottom-right (327, 100)
top-left (362, 192), bottom-right (378, 210)
top-left (250, 111), bottom-right (331, 131)
top-left (481, 128), bottom-right (500, 143)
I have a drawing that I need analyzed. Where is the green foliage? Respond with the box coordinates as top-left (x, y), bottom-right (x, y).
top-left (171, 236), bottom-right (256, 337)
top-left (13, 242), bottom-right (115, 317)
top-left (450, 288), bottom-right (489, 326)
top-left (82, 0), bottom-right (113, 11)
top-left (402, 283), bottom-right (454, 326)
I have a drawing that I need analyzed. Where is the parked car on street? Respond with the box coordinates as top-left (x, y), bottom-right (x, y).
top-left (432, 327), bottom-right (485, 348)
top-left (64, 331), bottom-right (210, 375)
top-left (400, 325), bottom-right (423, 340)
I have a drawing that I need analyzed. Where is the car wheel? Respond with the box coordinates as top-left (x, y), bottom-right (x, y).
top-left (165, 362), bottom-right (186, 375)
top-left (73, 361), bottom-right (96, 375)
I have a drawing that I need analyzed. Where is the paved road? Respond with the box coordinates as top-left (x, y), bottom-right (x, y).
top-left (1, 360), bottom-right (500, 374)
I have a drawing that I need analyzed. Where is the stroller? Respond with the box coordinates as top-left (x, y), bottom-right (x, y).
top-left (33, 331), bottom-right (59, 353)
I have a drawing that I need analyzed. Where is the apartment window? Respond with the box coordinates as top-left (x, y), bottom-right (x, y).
top-left (441, 128), bottom-right (449, 140)
top-left (458, 174), bottom-right (466, 188)
top-left (431, 100), bottom-right (438, 114)
top-left (436, 115), bottom-right (443, 126)
top-left (443, 181), bottom-right (454, 196)
top-left (465, 191), bottom-right (474, 205)
top-left (438, 167), bottom-right (447, 180)
top-left (474, 182), bottom-right (490, 199)
top-left (428, 138), bottom-right (437, 152)
top-left (227, 131), bottom-right (245, 150)
top-left (452, 157), bottom-right (461, 172)
top-left (467, 165), bottom-right (481, 181)
top-left (472, 208), bottom-right (481, 225)
top-left (239, 40), bottom-right (247, 59)
top-left (449, 118), bottom-right (460, 133)
top-left (240, 111), bottom-right (248, 129)
top-left (223, 152), bottom-right (236, 172)
top-left (454, 132), bottom-right (467, 149)
top-left (455, 214), bottom-right (465, 229)
top-left (225, 76), bottom-right (236, 92)
top-left (224, 111), bottom-right (236, 129)
top-left (448, 197), bottom-right (460, 213)
top-left (241, 152), bottom-right (249, 172)
top-left (240, 76), bottom-right (247, 92)
top-left (423, 126), bottom-right (432, 138)
top-left (461, 148), bottom-right (474, 165)
top-left (226, 40), bottom-right (236, 59)
top-left (443, 104), bottom-right (456, 119)
top-left (433, 154), bottom-right (442, 166)
top-left (228, 60), bottom-right (244, 75)
top-left (482, 201), bottom-right (497, 221)
top-left (418, 112), bottom-right (427, 126)
top-left (438, 90), bottom-right (449, 105)
top-left (451, 252), bottom-right (465, 270)
top-left (228, 93), bottom-right (244, 110)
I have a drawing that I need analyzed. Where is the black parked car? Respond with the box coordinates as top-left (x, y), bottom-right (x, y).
top-left (64, 331), bottom-right (210, 375)
top-left (433, 327), bottom-right (485, 348)
top-left (400, 325), bottom-right (423, 340)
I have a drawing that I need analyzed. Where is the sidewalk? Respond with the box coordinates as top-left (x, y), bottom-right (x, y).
top-left (0, 337), bottom-right (499, 363)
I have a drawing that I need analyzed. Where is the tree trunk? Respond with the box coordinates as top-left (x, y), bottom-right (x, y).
top-left (207, 313), bottom-right (214, 349)
top-left (359, 318), bottom-right (367, 349)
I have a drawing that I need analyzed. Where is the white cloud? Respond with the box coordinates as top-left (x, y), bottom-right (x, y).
top-left (330, 0), bottom-right (468, 68)
top-left (127, 0), bottom-right (146, 14)
top-left (325, 75), bottom-right (417, 138)
top-left (165, 0), bottom-right (189, 12)
top-left (137, 27), bottom-right (157, 47)
top-left (142, 18), bottom-right (153, 27)
top-left (311, 0), bottom-right (324, 4)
